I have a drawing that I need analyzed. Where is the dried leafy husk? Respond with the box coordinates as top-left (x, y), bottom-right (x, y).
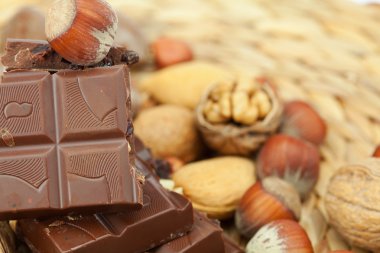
top-left (196, 81), bottom-right (282, 155)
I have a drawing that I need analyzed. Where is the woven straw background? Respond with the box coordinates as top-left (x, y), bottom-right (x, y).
top-left (1, 0), bottom-right (380, 252)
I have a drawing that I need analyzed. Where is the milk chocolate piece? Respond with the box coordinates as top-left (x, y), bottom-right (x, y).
top-left (223, 235), bottom-right (245, 253)
top-left (18, 162), bottom-right (194, 253)
top-left (148, 212), bottom-right (225, 253)
top-left (135, 136), bottom-right (156, 172)
top-left (0, 65), bottom-right (143, 220)
top-left (1, 39), bottom-right (139, 71)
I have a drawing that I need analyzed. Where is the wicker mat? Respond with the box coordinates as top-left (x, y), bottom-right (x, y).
top-left (1, 0), bottom-right (380, 252)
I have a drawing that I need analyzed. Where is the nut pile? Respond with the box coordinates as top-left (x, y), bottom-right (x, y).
top-left (131, 35), bottom-right (329, 252)
top-left (1, 0), bottom-right (380, 252)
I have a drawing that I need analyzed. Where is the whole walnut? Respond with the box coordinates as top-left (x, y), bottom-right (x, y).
top-left (325, 158), bottom-right (380, 252)
top-left (134, 105), bottom-right (202, 162)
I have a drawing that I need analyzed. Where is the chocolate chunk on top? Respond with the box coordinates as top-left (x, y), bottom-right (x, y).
top-left (1, 39), bottom-right (139, 71)
top-left (0, 65), bottom-right (143, 220)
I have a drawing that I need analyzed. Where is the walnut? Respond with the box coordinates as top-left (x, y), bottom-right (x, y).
top-left (325, 158), bottom-right (380, 252)
top-left (196, 75), bottom-right (282, 155)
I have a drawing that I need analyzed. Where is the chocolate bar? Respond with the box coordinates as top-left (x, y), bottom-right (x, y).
top-left (1, 39), bottom-right (139, 71)
top-left (0, 65), bottom-right (143, 220)
top-left (147, 211), bottom-right (245, 253)
top-left (135, 136), bottom-right (156, 174)
top-left (18, 157), bottom-right (194, 253)
top-left (148, 211), bottom-right (225, 253)
top-left (223, 235), bottom-right (245, 253)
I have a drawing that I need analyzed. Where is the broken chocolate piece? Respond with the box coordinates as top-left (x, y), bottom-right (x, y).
top-left (18, 159), bottom-right (194, 253)
top-left (1, 39), bottom-right (139, 71)
top-left (0, 65), bottom-right (142, 220)
top-left (223, 235), bottom-right (245, 253)
top-left (0, 7), bottom-right (45, 52)
top-left (148, 212), bottom-right (225, 253)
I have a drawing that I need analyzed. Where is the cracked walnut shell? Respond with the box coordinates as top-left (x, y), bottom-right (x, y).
top-left (196, 76), bottom-right (282, 155)
top-left (325, 158), bottom-right (380, 252)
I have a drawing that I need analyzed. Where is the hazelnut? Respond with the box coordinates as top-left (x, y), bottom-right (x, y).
top-left (325, 158), bottom-right (380, 252)
top-left (45, 0), bottom-right (118, 65)
top-left (373, 145), bottom-right (380, 157)
top-left (281, 100), bottom-right (327, 146)
top-left (134, 105), bottom-right (202, 163)
top-left (151, 37), bottom-right (193, 68)
top-left (235, 177), bottom-right (301, 238)
top-left (246, 219), bottom-right (313, 253)
top-left (165, 156), bottom-right (185, 173)
top-left (257, 134), bottom-right (320, 199)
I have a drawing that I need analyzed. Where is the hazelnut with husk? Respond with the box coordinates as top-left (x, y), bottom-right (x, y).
top-left (235, 177), bottom-right (302, 239)
top-left (373, 145), bottom-right (380, 157)
top-left (257, 134), bottom-right (320, 199)
top-left (45, 0), bottom-right (118, 65)
top-left (151, 37), bottom-right (193, 68)
top-left (281, 100), bottom-right (327, 146)
top-left (246, 219), bottom-right (313, 253)
top-left (196, 75), bottom-right (282, 155)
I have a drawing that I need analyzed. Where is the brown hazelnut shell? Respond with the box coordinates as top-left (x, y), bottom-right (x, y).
top-left (246, 219), bottom-right (313, 253)
top-left (235, 177), bottom-right (301, 238)
top-left (281, 100), bottom-right (327, 146)
top-left (257, 134), bottom-right (320, 199)
top-left (46, 0), bottom-right (118, 66)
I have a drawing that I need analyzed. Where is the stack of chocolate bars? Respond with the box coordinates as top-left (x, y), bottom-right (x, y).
top-left (0, 38), bottom-right (243, 253)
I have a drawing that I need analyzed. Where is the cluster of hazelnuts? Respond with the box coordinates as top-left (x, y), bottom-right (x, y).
top-left (237, 100), bottom-right (331, 252)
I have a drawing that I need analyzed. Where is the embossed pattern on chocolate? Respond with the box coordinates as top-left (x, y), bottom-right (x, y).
top-left (0, 65), bottom-right (142, 220)
top-left (18, 162), bottom-right (194, 253)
